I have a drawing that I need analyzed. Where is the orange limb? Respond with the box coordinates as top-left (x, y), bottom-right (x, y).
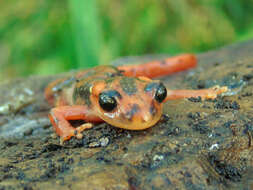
top-left (117, 54), bottom-right (197, 78)
top-left (49, 105), bottom-right (102, 142)
top-left (165, 86), bottom-right (228, 101)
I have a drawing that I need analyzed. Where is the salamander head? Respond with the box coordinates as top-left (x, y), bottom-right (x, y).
top-left (90, 76), bottom-right (167, 130)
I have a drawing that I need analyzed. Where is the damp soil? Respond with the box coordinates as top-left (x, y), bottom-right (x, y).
top-left (0, 41), bottom-right (253, 190)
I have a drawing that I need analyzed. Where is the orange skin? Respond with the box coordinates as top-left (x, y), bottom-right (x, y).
top-left (45, 54), bottom-right (227, 142)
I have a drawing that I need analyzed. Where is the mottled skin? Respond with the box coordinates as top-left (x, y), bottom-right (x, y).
top-left (45, 54), bottom-right (227, 142)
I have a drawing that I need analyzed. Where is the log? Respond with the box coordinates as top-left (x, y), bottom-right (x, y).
top-left (0, 40), bottom-right (253, 189)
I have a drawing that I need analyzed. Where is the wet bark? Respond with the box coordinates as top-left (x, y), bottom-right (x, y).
top-left (0, 40), bottom-right (253, 189)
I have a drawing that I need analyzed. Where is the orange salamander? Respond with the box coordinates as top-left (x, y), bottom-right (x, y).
top-left (44, 54), bottom-right (227, 143)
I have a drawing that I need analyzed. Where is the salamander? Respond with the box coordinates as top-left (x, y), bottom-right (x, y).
top-left (44, 54), bottom-right (227, 143)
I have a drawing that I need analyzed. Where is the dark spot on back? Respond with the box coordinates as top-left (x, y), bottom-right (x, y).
top-left (105, 71), bottom-right (122, 78)
top-left (125, 104), bottom-right (140, 120)
top-left (105, 77), bottom-right (116, 85)
top-left (120, 77), bottom-right (137, 95)
top-left (118, 70), bottom-right (125, 74)
top-left (73, 82), bottom-right (92, 106)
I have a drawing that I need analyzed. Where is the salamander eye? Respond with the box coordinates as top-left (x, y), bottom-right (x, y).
top-left (155, 83), bottom-right (167, 103)
top-left (99, 90), bottom-right (121, 111)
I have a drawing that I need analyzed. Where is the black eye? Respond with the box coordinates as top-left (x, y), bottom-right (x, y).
top-left (99, 90), bottom-right (121, 111)
top-left (155, 83), bottom-right (167, 103)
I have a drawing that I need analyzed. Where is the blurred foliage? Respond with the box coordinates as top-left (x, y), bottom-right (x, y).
top-left (0, 0), bottom-right (253, 80)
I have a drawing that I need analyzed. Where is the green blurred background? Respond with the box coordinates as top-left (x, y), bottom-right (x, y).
top-left (1, 0), bottom-right (253, 81)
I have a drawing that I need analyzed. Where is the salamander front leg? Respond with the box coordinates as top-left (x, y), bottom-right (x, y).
top-left (49, 105), bottom-right (97, 143)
